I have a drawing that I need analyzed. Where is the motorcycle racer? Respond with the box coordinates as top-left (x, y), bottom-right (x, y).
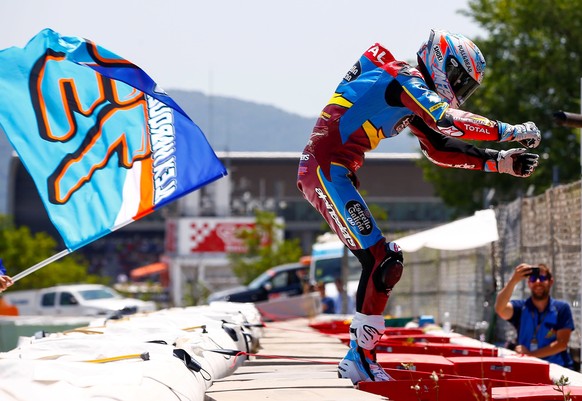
top-left (297, 29), bottom-right (540, 385)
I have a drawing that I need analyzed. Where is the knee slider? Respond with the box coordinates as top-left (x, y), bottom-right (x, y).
top-left (372, 242), bottom-right (404, 293)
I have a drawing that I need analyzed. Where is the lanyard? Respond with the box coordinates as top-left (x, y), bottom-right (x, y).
top-left (529, 308), bottom-right (547, 344)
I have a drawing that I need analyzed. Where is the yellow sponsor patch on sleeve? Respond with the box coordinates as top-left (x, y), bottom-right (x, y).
top-left (429, 102), bottom-right (448, 113)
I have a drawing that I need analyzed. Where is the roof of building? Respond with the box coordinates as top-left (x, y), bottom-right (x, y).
top-left (214, 151), bottom-right (421, 160)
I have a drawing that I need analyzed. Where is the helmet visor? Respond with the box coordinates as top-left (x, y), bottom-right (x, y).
top-left (446, 56), bottom-right (480, 105)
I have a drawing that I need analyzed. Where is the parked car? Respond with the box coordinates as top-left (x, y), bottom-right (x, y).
top-left (1, 284), bottom-right (157, 316)
top-left (207, 262), bottom-right (309, 303)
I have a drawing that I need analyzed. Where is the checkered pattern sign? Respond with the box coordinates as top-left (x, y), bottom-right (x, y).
top-left (188, 220), bottom-right (255, 252)
top-left (167, 217), bottom-right (259, 254)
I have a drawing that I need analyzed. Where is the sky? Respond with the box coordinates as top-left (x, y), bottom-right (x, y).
top-left (1, 0), bottom-right (486, 118)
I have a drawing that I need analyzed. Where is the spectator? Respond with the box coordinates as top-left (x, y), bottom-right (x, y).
top-left (333, 278), bottom-right (356, 315)
top-left (317, 282), bottom-right (335, 314)
top-left (495, 263), bottom-right (574, 368)
top-left (296, 267), bottom-right (311, 294)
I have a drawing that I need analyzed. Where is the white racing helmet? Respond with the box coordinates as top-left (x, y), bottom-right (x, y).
top-left (417, 29), bottom-right (486, 108)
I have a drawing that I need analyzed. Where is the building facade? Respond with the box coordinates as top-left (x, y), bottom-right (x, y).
top-left (6, 151), bottom-right (452, 281)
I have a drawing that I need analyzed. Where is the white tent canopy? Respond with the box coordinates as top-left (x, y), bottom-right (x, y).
top-left (395, 209), bottom-right (499, 252)
top-left (310, 209), bottom-right (499, 254)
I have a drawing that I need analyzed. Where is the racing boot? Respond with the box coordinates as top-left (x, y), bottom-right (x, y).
top-left (337, 312), bottom-right (393, 384)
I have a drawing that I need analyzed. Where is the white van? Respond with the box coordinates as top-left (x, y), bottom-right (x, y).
top-left (1, 284), bottom-right (156, 316)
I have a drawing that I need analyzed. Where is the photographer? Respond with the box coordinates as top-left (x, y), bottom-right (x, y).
top-left (495, 263), bottom-right (574, 368)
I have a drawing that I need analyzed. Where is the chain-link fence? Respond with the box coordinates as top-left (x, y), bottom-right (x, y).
top-left (389, 180), bottom-right (581, 355)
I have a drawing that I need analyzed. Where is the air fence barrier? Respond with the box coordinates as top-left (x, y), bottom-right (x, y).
top-left (388, 180), bottom-right (581, 366)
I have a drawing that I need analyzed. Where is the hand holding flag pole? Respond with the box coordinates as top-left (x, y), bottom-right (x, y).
top-left (0, 29), bottom-right (227, 283)
top-left (0, 258), bottom-right (14, 292)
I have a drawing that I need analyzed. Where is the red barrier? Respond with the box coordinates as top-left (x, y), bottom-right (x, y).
top-left (332, 329), bottom-right (428, 345)
top-left (377, 342), bottom-right (498, 357)
top-left (380, 334), bottom-right (451, 344)
top-left (492, 385), bottom-right (582, 400)
top-left (310, 320), bottom-right (425, 336)
top-left (308, 320), bottom-right (351, 334)
top-left (359, 377), bottom-right (491, 401)
top-left (377, 353), bottom-right (456, 375)
top-left (448, 356), bottom-right (551, 386)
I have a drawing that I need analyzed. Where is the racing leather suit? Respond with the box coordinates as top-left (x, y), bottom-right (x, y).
top-left (297, 43), bottom-right (508, 315)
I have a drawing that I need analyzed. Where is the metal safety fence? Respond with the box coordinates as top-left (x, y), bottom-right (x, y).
top-left (389, 180), bottom-right (581, 354)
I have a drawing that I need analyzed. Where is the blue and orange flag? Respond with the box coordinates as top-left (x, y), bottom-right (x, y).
top-left (0, 28), bottom-right (227, 251)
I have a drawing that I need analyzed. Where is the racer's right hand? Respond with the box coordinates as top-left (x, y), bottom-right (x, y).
top-left (497, 148), bottom-right (539, 177)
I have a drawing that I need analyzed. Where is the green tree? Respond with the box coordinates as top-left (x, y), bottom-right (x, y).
top-left (0, 216), bottom-right (104, 290)
top-left (419, 0), bottom-right (582, 215)
top-left (228, 210), bottom-right (303, 285)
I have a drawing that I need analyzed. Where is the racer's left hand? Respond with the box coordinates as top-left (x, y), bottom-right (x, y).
top-left (497, 148), bottom-right (539, 177)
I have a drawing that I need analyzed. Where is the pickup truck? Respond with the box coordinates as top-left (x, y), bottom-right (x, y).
top-left (1, 284), bottom-right (156, 316)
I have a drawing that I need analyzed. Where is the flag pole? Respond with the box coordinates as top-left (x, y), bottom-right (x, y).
top-left (11, 249), bottom-right (71, 283)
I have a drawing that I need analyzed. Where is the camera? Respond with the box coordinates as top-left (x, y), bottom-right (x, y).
top-left (526, 266), bottom-right (540, 277)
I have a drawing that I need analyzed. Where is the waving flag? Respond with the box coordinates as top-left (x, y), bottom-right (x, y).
top-left (0, 28), bottom-right (227, 251)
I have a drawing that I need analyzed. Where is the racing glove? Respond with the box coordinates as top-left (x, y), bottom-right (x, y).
top-left (498, 121), bottom-right (541, 148)
top-left (486, 148), bottom-right (539, 177)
